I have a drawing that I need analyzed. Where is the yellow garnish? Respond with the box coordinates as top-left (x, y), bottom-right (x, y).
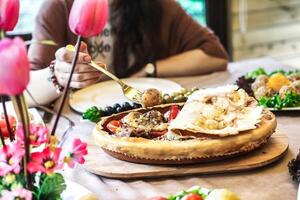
top-left (267, 73), bottom-right (291, 91)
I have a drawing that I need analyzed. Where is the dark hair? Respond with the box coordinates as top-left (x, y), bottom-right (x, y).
top-left (110, 0), bottom-right (162, 77)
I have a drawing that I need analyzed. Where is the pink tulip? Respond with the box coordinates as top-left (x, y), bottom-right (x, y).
top-left (0, 0), bottom-right (20, 31)
top-left (69, 0), bottom-right (109, 37)
top-left (0, 37), bottom-right (29, 96)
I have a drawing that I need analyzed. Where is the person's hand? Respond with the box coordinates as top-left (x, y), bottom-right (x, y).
top-left (54, 42), bottom-right (102, 89)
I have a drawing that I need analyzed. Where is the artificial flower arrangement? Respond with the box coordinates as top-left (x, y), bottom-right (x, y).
top-left (0, 0), bottom-right (109, 199)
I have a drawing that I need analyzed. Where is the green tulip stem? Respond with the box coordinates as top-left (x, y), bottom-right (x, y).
top-left (12, 94), bottom-right (31, 189)
top-left (51, 36), bottom-right (82, 136)
top-left (1, 96), bottom-right (14, 141)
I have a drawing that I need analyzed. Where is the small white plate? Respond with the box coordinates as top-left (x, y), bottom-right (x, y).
top-left (69, 78), bottom-right (182, 113)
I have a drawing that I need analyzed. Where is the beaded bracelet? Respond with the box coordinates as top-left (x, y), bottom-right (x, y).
top-left (48, 60), bottom-right (64, 93)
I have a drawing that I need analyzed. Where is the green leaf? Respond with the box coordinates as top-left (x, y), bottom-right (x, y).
top-left (245, 68), bottom-right (267, 79)
top-left (258, 92), bottom-right (300, 110)
top-left (167, 186), bottom-right (210, 200)
top-left (82, 106), bottom-right (102, 123)
top-left (37, 173), bottom-right (66, 200)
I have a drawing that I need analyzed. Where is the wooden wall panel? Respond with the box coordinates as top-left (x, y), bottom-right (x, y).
top-left (231, 0), bottom-right (300, 13)
top-left (232, 5), bottom-right (300, 31)
top-left (230, 0), bottom-right (300, 67)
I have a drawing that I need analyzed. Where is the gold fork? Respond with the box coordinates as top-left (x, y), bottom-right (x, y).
top-left (66, 45), bottom-right (142, 104)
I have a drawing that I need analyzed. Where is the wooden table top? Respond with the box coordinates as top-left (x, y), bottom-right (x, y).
top-left (58, 58), bottom-right (299, 200)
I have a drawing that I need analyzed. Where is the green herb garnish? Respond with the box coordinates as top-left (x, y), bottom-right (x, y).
top-left (258, 92), bottom-right (300, 110)
top-left (168, 186), bottom-right (209, 200)
top-left (245, 68), bottom-right (267, 79)
top-left (82, 106), bottom-right (102, 123)
top-left (269, 68), bottom-right (300, 76)
top-left (246, 68), bottom-right (300, 80)
top-left (82, 103), bottom-right (142, 123)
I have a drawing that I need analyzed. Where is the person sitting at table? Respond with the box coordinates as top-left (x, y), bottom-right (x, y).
top-left (28, 0), bottom-right (228, 91)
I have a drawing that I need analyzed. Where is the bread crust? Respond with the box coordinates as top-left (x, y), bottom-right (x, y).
top-left (93, 104), bottom-right (276, 164)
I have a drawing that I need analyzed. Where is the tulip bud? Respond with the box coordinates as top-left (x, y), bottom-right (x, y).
top-left (69, 0), bottom-right (109, 37)
top-left (0, 0), bottom-right (20, 31)
top-left (0, 37), bottom-right (30, 95)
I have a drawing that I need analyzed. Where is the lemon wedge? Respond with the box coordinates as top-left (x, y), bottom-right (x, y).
top-left (206, 189), bottom-right (240, 200)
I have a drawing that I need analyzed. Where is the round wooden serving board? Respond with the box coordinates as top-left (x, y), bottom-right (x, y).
top-left (83, 131), bottom-right (288, 179)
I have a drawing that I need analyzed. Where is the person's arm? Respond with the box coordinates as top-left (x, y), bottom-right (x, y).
top-left (28, 0), bottom-right (72, 70)
top-left (148, 0), bottom-right (228, 77)
top-left (27, 0), bottom-right (100, 101)
top-left (156, 49), bottom-right (227, 77)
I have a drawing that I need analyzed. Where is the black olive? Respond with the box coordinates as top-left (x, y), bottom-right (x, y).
top-left (133, 103), bottom-right (141, 109)
top-left (122, 102), bottom-right (132, 110)
top-left (104, 106), bottom-right (114, 115)
top-left (101, 110), bottom-right (108, 116)
top-left (116, 106), bottom-right (123, 113)
top-left (113, 103), bottom-right (121, 109)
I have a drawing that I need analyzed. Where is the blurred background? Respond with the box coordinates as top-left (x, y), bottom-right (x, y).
top-left (10, 0), bottom-right (300, 68)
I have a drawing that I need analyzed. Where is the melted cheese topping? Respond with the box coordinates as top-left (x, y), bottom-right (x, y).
top-left (169, 85), bottom-right (263, 136)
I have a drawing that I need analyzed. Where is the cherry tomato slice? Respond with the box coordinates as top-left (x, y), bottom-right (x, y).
top-left (169, 105), bottom-right (179, 122)
top-left (0, 115), bottom-right (16, 138)
top-left (106, 120), bottom-right (122, 133)
top-left (182, 193), bottom-right (203, 200)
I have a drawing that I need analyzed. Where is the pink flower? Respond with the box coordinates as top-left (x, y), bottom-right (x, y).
top-left (0, 0), bottom-right (20, 31)
top-left (0, 37), bottom-right (30, 96)
top-left (69, 0), bottom-right (109, 37)
top-left (16, 124), bottom-right (48, 147)
top-left (65, 138), bottom-right (88, 168)
top-left (0, 142), bottom-right (24, 176)
top-left (0, 188), bottom-right (32, 200)
top-left (27, 147), bottom-right (63, 174)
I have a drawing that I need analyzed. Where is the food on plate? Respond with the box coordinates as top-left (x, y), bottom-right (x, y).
top-left (82, 102), bottom-right (141, 123)
top-left (169, 85), bottom-right (262, 136)
top-left (266, 73), bottom-right (291, 91)
top-left (162, 87), bottom-right (199, 104)
top-left (104, 105), bottom-right (179, 138)
top-left (236, 68), bottom-right (300, 109)
top-left (93, 85), bottom-right (276, 164)
top-left (0, 114), bottom-right (16, 138)
top-left (83, 87), bottom-right (200, 123)
top-left (150, 186), bottom-right (240, 200)
top-left (142, 88), bottom-right (162, 108)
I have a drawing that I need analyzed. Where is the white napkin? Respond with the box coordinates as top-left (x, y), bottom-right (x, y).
top-left (62, 180), bottom-right (97, 200)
